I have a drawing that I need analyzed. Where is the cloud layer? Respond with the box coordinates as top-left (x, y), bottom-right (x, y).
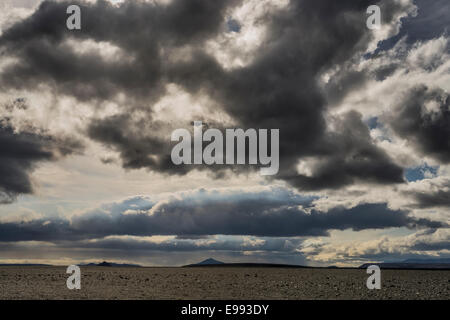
top-left (0, 188), bottom-right (444, 242)
top-left (0, 0), bottom-right (448, 266)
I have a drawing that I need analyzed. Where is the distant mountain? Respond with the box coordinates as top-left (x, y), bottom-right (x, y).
top-left (81, 261), bottom-right (141, 267)
top-left (184, 259), bottom-right (311, 268)
top-left (192, 258), bottom-right (225, 266)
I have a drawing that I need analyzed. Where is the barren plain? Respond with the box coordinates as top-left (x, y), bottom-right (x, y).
top-left (0, 266), bottom-right (448, 300)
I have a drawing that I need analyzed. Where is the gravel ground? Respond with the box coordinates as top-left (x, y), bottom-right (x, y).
top-left (0, 266), bottom-right (448, 300)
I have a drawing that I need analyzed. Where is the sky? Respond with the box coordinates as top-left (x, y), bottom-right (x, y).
top-left (0, 0), bottom-right (448, 267)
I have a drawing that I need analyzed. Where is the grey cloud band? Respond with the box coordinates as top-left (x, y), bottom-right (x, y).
top-left (0, 189), bottom-right (444, 242)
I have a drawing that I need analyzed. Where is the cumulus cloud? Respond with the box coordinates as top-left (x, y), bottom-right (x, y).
top-left (302, 228), bottom-right (450, 265)
top-left (321, 26), bottom-right (449, 173)
top-left (385, 86), bottom-right (449, 163)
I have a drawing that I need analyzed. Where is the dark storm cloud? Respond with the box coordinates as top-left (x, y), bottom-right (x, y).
top-left (0, 0), bottom-right (238, 101)
top-left (278, 111), bottom-right (405, 190)
top-left (0, 0), bottom-right (417, 189)
top-left (86, 114), bottom-right (229, 175)
top-left (412, 190), bottom-right (450, 208)
top-left (169, 0), bottom-right (407, 189)
top-left (0, 217), bottom-right (76, 241)
top-left (0, 189), bottom-right (443, 242)
top-left (409, 238), bottom-right (450, 251)
top-left (87, 114), bottom-right (179, 172)
top-left (405, 179), bottom-right (450, 208)
top-left (0, 121), bottom-right (83, 204)
top-left (0, 126), bottom-right (50, 203)
top-left (324, 68), bottom-right (368, 105)
top-left (386, 86), bottom-right (450, 163)
top-left (377, 0), bottom-right (450, 52)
